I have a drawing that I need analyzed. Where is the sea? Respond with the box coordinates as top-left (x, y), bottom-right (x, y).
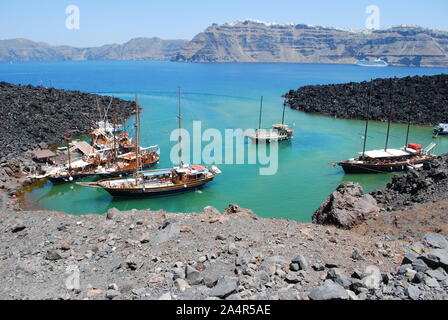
top-left (1, 60), bottom-right (447, 221)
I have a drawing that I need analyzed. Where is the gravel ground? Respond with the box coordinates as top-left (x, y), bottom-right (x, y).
top-left (1, 204), bottom-right (446, 300)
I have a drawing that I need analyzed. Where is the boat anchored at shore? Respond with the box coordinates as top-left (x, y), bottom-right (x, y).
top-left (433, 123), bottom-right (448, 137)
top-left (245, 97), bottom-right (294, 143)
top-left (80, 88), bottom-right (221, 197)
top-left (334, 80), bottom-right (436, 174)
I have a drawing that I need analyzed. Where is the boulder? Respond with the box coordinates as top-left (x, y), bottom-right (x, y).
top-left (308, 281), bottom-right (349, 300)
top-left (312, 182), bottom-right (380, 229)
top-left (422, 233), bottom-right (448, 249)
top-left (209, 277), bottom-right (239, 299)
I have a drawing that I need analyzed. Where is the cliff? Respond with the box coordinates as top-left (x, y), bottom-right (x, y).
top-left (173, 20), bottom-right (448, 67)
top-left (0, 38), bottom-right (188, 62)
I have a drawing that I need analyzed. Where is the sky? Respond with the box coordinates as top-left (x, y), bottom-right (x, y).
top-left (1, 0), bottom-right (447, 47)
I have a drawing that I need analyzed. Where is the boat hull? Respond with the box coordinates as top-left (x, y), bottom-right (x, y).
top-left (339, 158), bottom-right (432, 174)
top-left (101, 177), bottom-right (215, 198)
top-left (98, 161), bottom-right (158, 179)
top-left (48, 173), bottom-right (97, 184)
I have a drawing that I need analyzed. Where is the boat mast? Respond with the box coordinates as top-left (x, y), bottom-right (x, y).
top-left (281, 103), bottom-right (286, 125)
top-left (384, 79), bottom-right (393, 151)
top-left (405, 87), bottom-right (414, 148)
top-left (134, 95), bottom-right (141, 182)
top-left (65, 126), bottom-right (72, 172)
top-left (112, 102), bottom-right (117, 161)
top-left (362, 81), bottom-right (372, 158)
top-left (178, 87), bottom-right (184, 167)
top-left (258, 96), bottom-right (263, 138)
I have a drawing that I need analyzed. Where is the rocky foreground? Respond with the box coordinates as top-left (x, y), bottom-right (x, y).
top-left (0, 204), bottom-right (445, 300)
top-left (283, 74), bottom-right (448, 125)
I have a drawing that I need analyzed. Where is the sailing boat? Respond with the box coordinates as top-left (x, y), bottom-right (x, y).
top-left (335, 81), bottom-right (436, 174)
top-left (47, 128), bottom-right (98, 183)
top-left (246, 96), bottom-right (294, 143)
top-left (81, 88), bottom-right (221, 197)
top-left (95, 97), bottom-right (160, 178)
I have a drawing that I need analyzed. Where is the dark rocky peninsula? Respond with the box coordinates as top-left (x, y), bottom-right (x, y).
top-left (283, 74), bottom-right (448, 125)
top-left (0, 81), bottom-right (135, 158)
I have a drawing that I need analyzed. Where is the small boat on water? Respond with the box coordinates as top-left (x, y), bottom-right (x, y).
top-left (245, 97), bottom-right (294, 143)
top-left (434, 123), bottom-right (448, 136)
top-left (334, 80), bottom-right (436, 174)
top-left (80, 88), bottom-right (221, 197)
top-left (355, 58), bottom-right (388, 67)
top-left (337, 144), bottom-right (436, 174)
top-left (90, 165), bottom-right (221, 197)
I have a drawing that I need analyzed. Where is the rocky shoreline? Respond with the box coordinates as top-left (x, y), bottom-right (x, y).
top-left (0, 82), bottom-right (136, 196)
top-left (283, 74), bottom-right (448, 125)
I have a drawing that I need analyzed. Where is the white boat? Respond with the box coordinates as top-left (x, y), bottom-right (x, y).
top-left (434, 123), bottom-right (448, 136)
top-left (355, 59), bottom-right (388, 67)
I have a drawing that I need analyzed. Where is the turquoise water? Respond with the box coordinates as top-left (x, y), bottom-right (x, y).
top-left (1, 61), bottom-right (448, 221)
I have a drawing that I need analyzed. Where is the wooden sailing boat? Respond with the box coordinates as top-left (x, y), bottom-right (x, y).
top-left (246, 96), bottom-right (294, 143)
top-left (81, 88), bottom-right (221, 197)
top-left (95, 96), bottom-right (160, 178)
top-left (47, 127), bottom-right (98, 183)
top-left (335, 81), bottom-right (436, 174)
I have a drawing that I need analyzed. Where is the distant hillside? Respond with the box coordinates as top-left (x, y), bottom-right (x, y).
top-left (173, 20), bottom-right (448, 67)
top-left (0, 38), bottom-right (188, 62)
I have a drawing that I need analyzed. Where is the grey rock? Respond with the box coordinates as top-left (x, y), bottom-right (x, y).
top-left (289, 263), bottom-right (300, 272)
top-left (291, 255), bottom-right (308, 271)
top-left (312, 182), bottom-right (380, 229)
top-left (425, 268), bottom-right (448, 281)
top-left (402, 252), bottom-right (419, 265)
top-left (150, 223), bottom-right (180, 245)
top-left (236, 249), bottom-right (253, 266)
top-left (326, 268), bottom-right (352, 289)
top-left (312, 263), bottom-right (325, 271)
top-left (105, 289), bottom-right (121, 300)
top-left (412, 272), bottom-right (425, 284)
top-left (412, 259), bottom-right (428, 273)
top-left (424, 276), bottom-right (440, 288)
top-left (45, 250), bottom-right (62, 261)
top-left (11, 220), bottom-right (26, 233)
top-left (422, 233), bottom-right (448, 249)
top-left (203, 273), bottom-right (219, 288)
top-left (308, 281), bottom-right (350, 300)
top-left (351, 249), bottom-right (365, 261)
top-left (106, 208), bottom-right (120, 220)
top-left (185, 266), bottom-right (203, 285)
top-left (420, 249), bottom-right (448, 271)
top-left (203, 206), bottom-right (221, 215)
top-left (405, 285), bottom-right (421, 300)
top-left (174, 278), bottom-right (190, 292)
top-left (209, 277), bottom-right (239, 299)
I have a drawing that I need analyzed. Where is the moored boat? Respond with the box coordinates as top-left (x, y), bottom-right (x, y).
top-left (337, 144), bottom-right (436, 174)
top-left (434, 123), bottom-right (448, 136)
top-left (335, 79), bottom-right (436, 174)
top-left (80, 88), bottom-right (221, 197)
top-left (245, 96), bottom-right (294, 143)
top-left (90, 165), bottom-right (221, 197)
